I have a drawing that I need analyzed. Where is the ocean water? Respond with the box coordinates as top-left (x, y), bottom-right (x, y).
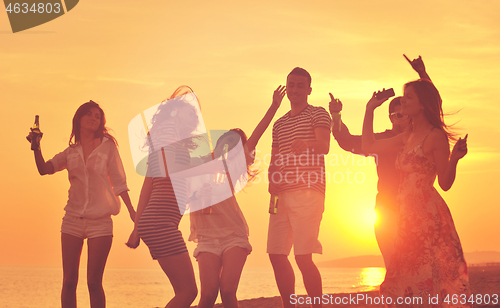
top-left (0, 266), bottom-right (385, 308)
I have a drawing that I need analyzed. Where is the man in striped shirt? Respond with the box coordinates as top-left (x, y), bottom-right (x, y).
top-left (267, 67), bottom-right (331, 308)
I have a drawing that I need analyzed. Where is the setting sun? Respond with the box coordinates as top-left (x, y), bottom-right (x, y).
top-left (367, 208), bottom-right (379, 227)
top-left (1, 4), bottom-right (499, 308)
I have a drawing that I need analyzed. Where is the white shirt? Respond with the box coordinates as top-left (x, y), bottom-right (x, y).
top-left (189, 196), bottom-right (249, 242)
top-left (49, 137), bottom-right (129, 219)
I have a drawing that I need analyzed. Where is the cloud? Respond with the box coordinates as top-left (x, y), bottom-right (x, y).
top-left (461, 148), bottom-right (500, 163)
top-left (96, 76), bottom-right (165, 86)
top-left (65, 75), bottom-right (164, 86)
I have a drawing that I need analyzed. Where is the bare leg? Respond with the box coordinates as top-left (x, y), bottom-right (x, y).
top-left (87, 236), bottom-right (112, 308)
top-left (197, 252), bottom-right (222, 308)
top-left (61, 233), bottom-right (84, 308)
top-left (295, 254), bottom-right (322, 308)
top-left (220, 247), bottom-right (248, 308)
top-left (157, 252), bottom-right (198, 308)
top-left (269, 254), bottom-right (295, 308)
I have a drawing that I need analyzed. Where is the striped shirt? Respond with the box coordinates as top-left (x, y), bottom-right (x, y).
top-left (272, 105), bottom-right (331, 195)
top-left (145, 120), bottom-right (190, 213)
top-left (137, 120), bottom-right (191, 259)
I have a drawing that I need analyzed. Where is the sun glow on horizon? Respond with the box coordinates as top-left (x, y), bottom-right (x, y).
top-left (359, 267), bottom-right (386, 289)
top-left (1, 0), bottom-right (499, 269)
top-left (366, 208), bottom-right (378, 227)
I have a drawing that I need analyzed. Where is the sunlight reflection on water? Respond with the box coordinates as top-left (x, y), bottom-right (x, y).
top-left (1, 266), bottom-right (387, 307)
top-left (358, 267), bottom-right (386, 289)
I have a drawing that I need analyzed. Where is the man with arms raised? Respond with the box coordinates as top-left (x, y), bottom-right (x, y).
top-left (268, 67), bottom-right (331, 308)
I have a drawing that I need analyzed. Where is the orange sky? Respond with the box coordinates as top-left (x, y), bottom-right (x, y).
top-left (1, 0), bottom-right (499, 268)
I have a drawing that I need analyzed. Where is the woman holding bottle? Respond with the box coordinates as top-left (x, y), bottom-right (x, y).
top-left (27, 100), bottom-right (135, 308)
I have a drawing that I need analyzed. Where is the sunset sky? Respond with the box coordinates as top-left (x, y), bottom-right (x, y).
top-left (1, 0), bottom-right (499, 269)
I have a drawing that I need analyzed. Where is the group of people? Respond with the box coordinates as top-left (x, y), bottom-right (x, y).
top-left (27, 55), bottom-right (470, 308)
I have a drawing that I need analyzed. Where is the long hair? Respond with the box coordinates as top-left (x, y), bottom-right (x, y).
top-left (148, 86), bottom-right (200, 152)
top-left (69, 100), bottom-right (117, 147)
top-left (215, 128), bottom-right (259, 183)
top-left (404, 79), bottom-right (457, 142)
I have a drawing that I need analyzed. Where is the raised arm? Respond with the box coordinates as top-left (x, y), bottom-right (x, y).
top-left (328, 93), bottom-right (364, 154)
top-left (26, 130), bottom-right (54, 175)
top-left (362, 91), bottom-right (405, 154)
top-left (162, 84), bottom-right (284, 177)
top-left (246, 85), bottom-right (286, 153)
top-left (404, 54), bottom-right (431, 81)
top-left (334, 123), bottom-right (364, 154)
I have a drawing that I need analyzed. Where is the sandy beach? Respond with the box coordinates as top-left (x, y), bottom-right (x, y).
top-left (190, 266), bottom-right (500, 308)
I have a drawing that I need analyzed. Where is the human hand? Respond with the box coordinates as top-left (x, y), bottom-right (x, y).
top-left (273, 85), bottom-right (286, 108)
top-left (125, 229), bottom-right (140, 249)
top-left (291, 139), bottom-right (308, 154)
top-left (450, 134), bottom-right (468, 163)
top-left (329, 93), bottom-right (342, 114)
top-left (404, 54), bottom-right (426, 75)
top-left (366, 90), bottom-right (390, 111)
top-left (214, 141), bottom-right (234, 163)
top-left (26, 128), bottom-right (43, 143)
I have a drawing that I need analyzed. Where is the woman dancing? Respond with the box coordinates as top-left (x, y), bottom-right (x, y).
top-left (127, 86), bottom-right (206, 308)
top-left (189, 86), bottom-right (285, 308)
top-left (362, 79), bottom-right (470, 307)
top-left (27, 101), bottom-right (135, 308)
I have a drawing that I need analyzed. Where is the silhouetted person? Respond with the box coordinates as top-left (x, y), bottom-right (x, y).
top-left (362, 79), bottom-right (470, 306)
top-left (268, 68), bottom-right (331, 308)
top-left (27, 101), bottom-right (135, 308)
top-left (328, 55), bottom-right (430, 268)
